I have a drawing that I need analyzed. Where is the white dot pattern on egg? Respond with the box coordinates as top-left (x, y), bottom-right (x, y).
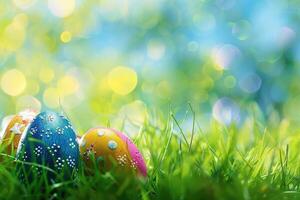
top-left (68, 138), bottom-right (77, 149)
top-left (33, 146), bottom-right (43, 157)
top-left (117, 154), bottom-right (129, 167)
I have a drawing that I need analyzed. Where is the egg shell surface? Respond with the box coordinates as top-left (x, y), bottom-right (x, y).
top-left (80, 127), bottom-right (132, 171)
top-left (112, 128), bottom-right (147, 177)
top-left (0, 110), bottom-right (37, 155)
top-left (16, 111), bottom-right (80, 181)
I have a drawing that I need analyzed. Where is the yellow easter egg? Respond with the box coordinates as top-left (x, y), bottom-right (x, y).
top-left (79, 127), bottom-right (132, 172)
top-left (0, 109), bottom-right (37, 155)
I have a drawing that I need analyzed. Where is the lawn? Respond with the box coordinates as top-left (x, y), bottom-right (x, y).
top-left (1, 105), bottom-right (300, 200)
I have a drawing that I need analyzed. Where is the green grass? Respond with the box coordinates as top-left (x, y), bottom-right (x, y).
top-left (1, 106), bottom-right (300, 200)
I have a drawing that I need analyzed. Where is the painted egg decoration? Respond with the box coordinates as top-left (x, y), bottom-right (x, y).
top-left (0, 109), bottom-right (37, 155)
top-left (79, 127), bottom-right (132, 172)
top-left (16, 111), bottom-right (80, 182)
top-left (80, 127), bottom-right (147, 176)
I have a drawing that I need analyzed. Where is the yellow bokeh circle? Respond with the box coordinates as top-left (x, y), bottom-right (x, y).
top-left (39, 67), bottom-right (54, 83)
top-left (108, 66), bottom-right (138, 95)
top-left (57, 75), bottom-right (79, 96)
top-left (43, 87), bottom-right (60, 108)
top-left (60, 31), bottom-right (72, 43)
top-left (1, 69), bottom-right (27, 96)
top-left (3, 14), bottom-right (27, 51)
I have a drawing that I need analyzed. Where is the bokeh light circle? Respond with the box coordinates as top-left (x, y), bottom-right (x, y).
top-left (232, 20), bottom-right (251, 41)
top-left (3, 14), bottom-right (27, 51)
top-left (224, 75), bottom-right (236, 89)
top-left (119, 100), bottom-right (148, 124)
top-left (57, 75), bottom-right (79, 96)
top-left (43, 87), bottom-right (60, 108)
top-left (13, 0), bottom-right (36, 10)
top-left (1, 69), bottom-right (27, 96)
top-left (60, 31), bottom-right (72, 43)
top-left (147, 40), bottom-right (165, 61)
top-left (212, 44), bottom-right (240, 70)
top-left (239, 73), bottom-right (262, 94)
top-left (108, 66), bottom-right (138, 95)
top-left (39, 67), bottom-right (54, 83)
top-left (213, 97), bottom-right (240, 125)
top-left (48, 0), bottom-right (75, 18)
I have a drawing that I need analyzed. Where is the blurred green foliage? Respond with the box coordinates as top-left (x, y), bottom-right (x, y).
top-left (1, 0), bottom-right (300, 133)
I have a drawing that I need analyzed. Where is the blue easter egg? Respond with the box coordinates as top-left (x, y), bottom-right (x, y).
top-left (16, 110), bottom-right (80, 182)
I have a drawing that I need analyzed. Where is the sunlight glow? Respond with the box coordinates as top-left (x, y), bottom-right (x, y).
top-left (1, 69), bottom-right (27, 96)
top-left (57, 75), bottom-right (79, 96)
top-left (43, 87), bottom-right (60, 108)
top-left (108, 66), bottom-right (138, 95)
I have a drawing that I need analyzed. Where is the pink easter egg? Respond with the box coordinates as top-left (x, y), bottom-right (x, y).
top-left (109, 128), bottom-right (147, 177)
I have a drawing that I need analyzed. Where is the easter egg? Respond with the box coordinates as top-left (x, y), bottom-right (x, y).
top-left (16, 111), bottom-right (80, 182)
top-left (79, 127), bottom-right (147, 176)
top-left (79, 127), bottom-right (132, 172)
top-left (0, 109), bottom-right (37, 155)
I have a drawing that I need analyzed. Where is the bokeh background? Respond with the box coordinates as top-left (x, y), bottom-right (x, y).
top-left (1, 0), bottom-right (300, 134)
